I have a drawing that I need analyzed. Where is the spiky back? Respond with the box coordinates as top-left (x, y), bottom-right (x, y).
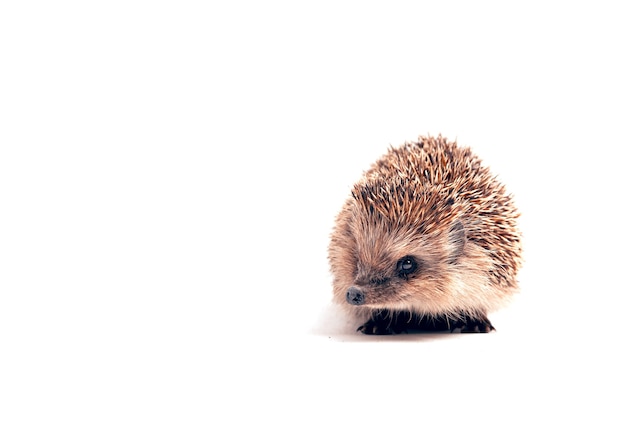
top-left (351, 135), bottom-right (521, 284)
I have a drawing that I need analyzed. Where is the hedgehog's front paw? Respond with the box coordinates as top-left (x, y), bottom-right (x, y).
top-left (357, 313), bottom-right (410, 335)
top-left (451, 316), bottom-right (495, 333)
top-left (357, 318), bottom-right (396, 335)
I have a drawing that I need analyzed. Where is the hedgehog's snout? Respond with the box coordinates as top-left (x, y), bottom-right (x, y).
top-left (346, 287), bottom-right (365, 305)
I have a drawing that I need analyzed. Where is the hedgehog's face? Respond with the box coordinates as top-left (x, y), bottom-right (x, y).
top-left (345, 253), bottom-right (425, 307)
top-left (330, 205), bottom-right (468, 315)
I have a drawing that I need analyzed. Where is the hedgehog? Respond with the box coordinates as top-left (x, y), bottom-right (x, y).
top-left (328, 135), bottom-right (522, 334)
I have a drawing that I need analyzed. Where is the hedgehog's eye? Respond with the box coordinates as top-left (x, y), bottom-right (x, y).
top-left (397, 256), bottom-right (418, 277)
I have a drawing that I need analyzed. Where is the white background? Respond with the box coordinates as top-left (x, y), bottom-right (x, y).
top-left (1, 1), bottom-right (625, 432)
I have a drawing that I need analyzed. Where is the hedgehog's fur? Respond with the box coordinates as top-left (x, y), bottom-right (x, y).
top-left (328, 135), bottom-right (522, 334)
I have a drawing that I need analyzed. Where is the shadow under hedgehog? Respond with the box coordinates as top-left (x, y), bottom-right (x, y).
top-left (328, 135), bottom-right (522, 334)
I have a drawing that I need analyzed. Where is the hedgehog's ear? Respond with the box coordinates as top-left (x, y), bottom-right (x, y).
top-left (447, 220), bottom-right (466, 263)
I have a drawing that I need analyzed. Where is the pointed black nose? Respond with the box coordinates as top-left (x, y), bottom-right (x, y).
top-left (346, 287), bottom-right (365, 305)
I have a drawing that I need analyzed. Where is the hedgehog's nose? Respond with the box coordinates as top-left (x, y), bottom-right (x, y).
top-left (346, 287), bottom-right (365, 305)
